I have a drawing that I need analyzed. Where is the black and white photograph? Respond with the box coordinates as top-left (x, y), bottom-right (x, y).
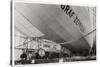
top-left (11, 0), bottom-right (96, 66)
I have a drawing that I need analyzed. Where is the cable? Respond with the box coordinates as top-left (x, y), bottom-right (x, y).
top-left (59, 29), bottom-right (96, 44)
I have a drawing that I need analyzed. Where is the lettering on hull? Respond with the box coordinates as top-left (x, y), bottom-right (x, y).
top-left (61, 5), bottom-right (85, 32)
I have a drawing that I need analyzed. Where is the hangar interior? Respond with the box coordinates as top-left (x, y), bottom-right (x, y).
top-left (13, 3), bottom-right (96, 64)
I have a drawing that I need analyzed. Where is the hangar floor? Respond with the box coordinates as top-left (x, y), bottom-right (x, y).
top-left (14, 55), bottom-right (96, 65)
